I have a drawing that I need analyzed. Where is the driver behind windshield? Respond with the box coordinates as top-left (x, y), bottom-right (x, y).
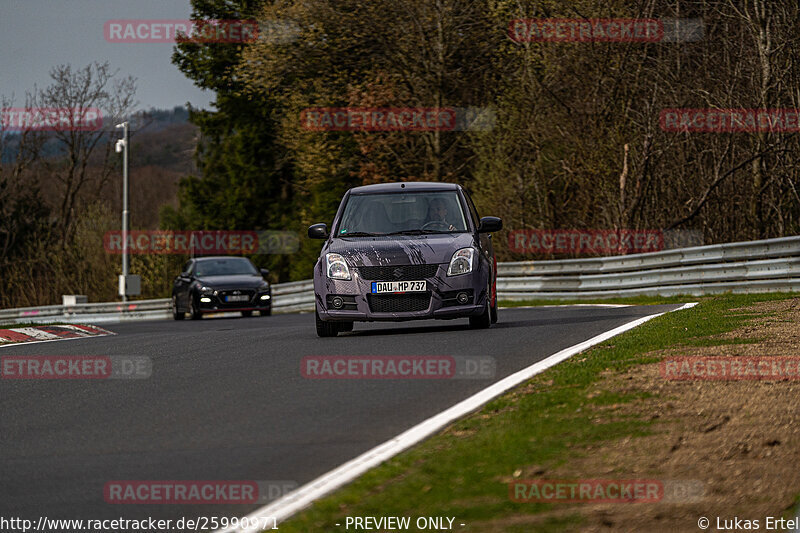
top-left (426, 198), bottom-right (456, 231)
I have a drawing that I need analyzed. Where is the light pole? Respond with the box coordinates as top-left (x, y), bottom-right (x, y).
top-left (115, 122), bottom-right (129, 302)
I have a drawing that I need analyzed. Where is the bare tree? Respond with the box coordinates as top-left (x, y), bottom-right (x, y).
top-left (34, 61), bottom-right (137, 242)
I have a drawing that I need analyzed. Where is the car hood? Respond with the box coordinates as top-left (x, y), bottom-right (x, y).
top-left (326, 233), bottom-right (476, 266)
top-left (195, 274), bottom-right (266, 289)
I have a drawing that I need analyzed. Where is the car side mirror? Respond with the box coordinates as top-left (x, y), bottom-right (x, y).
top-left (478, 216), bottom-right (502, 233)
top-left (260, 268), bottom-right (270, 277)
top-left (308, 223), bottom-right (329, 239)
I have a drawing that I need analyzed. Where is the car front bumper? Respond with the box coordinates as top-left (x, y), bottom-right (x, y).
top-left (196, 291), bottom-right (272, 313)
top-left (315, 264), bottom-right (489, 322)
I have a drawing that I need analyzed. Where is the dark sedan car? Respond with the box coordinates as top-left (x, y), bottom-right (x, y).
top-left (171, 256), bottom-right (272, 320)
top-left (308, 182), bottom-right (502, 337)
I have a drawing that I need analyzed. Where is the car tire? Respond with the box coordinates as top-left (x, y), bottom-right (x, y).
top-left (261, 307), bottom-right (272, 317)
top-left (316, 310), bottom-right (339, 337)
top-left (172, 294), bottom-right (184, 320)
top-left (339, 321), bottom-right (354, 333)
top-left (241, 310), bottom-right (253, 317)
top-left (189, 294), bottom-right (203, 320)
top-left (469, 285), bottom-right (492, 329)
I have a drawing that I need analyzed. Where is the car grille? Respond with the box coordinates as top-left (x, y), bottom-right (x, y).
top-left (367, 293), bottom-right (431, 313)
top-left (357, 264), bottom-right (439, 281)
top-left (216, 289), bottom-right (255, 304)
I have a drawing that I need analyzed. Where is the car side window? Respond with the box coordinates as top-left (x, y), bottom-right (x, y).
top-left (182, 261), bottom-right (193, 276)
top-left (463, 191), bottom-right (480, 228)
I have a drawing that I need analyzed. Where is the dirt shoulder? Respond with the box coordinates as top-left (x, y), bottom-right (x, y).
top-left (511, 298), bottom-right (800, 532)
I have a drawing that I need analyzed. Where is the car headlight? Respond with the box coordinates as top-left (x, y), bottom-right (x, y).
top-left (326, 253), bottom-right (351, 280)
top-left (259, 280), bottom-right (270, 290)
top-left (447, 248), bottom-right (474, 276)
top-left (197, 284), bottom-right (214, 294)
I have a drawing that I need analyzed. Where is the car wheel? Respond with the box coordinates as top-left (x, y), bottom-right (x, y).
top-left (260, 307), bottom-right (272, 317)
top-left (172, 294), bottom-right (184, 320)
top-left (189, 294), bottom-right (203, 320)
top-left (469, 284), bottom-right (492, 329)
top-left (315, 310), bottom-right (339, 337)
top-left (339, 321), bottom-right (354, 333)
top-left (241, 310), bottom-right (253, 317)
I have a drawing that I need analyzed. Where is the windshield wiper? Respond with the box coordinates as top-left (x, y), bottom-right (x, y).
top-left (383, 229), bottom-right (450, 235)
top-left (339, 231), bottom-right (380, 237)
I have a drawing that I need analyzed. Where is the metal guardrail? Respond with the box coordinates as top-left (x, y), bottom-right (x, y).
top-left (1, 237), bottom-right (798, 325)
top-left (0, 282), bottom-right (316, 325)
top-left (497, 236), bottom-right (800, 299)
top-left (0, 299), bottom-right (172, 325)
top-left (498, 236), bottom-right (800, 275)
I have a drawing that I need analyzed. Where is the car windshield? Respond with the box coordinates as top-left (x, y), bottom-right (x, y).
top-left (194, 258), bottom-right (258, 277)
top-left (336, 191), bottom-right (468, 236)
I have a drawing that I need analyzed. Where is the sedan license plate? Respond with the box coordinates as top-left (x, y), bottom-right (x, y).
top-left (371, 280), bottom-right (426, 294)
top-left (225, 294), bottom-right (250, 302)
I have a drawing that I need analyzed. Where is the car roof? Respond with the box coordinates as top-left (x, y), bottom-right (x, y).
top-left (348, 181), bottom-right (461, 194)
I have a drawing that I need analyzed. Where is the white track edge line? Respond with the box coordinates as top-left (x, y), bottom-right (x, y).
top-left (500, 304), bottom-right (632, 309)
top-left (223, 302), bottom-right (698, 533)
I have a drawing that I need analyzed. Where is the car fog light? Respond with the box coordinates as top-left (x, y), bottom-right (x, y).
top-left (331, 296), bottom-right (344, 309)
top-left (456, 292), bottom-right (469, 304)
top-left (260, 294), bottom-right (271, 300)
top-left (200, 297), bottom-right (211, 303)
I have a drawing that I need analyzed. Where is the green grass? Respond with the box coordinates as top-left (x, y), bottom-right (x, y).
top-left (274, 292), bottom-right (797, 532)
top-left (787, 493), bottom-right (800, 521)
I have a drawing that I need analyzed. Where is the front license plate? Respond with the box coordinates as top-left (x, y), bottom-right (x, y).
top-left (225, 295), bottom-right (250, 302)
top-left (371, 280), bottom-right (427, 294)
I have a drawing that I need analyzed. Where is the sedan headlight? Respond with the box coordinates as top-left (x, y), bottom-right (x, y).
top-left (197, 284), bottom-right (214, 294)
top-left (326, 253), bottom-right (351, 280)
top-left (259, 280), bottom-right (270, 290)
top-left (447, 248), bottom-right (474, 276)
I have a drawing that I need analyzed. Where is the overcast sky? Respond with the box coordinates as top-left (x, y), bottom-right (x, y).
top-left (1, 0), bottom-right (215, 112)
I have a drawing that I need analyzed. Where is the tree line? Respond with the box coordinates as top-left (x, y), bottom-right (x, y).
top-left (0, 64), bottom-right (194, 308)
top-left (168, 0), bottom-right (800, 282)
top-left (3, 0), bottom-right (799, 307)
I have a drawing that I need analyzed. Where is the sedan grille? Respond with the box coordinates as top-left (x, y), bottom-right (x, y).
top-left (357, 264), bottom-right (439, 281)
top-left (367, 293), bottom-right (431, 313)
top-left (216, 289), bottom-right (255, 304)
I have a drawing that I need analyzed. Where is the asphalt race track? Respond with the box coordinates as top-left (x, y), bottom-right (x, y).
top-left (0, 305), bottom-right (683, 525)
